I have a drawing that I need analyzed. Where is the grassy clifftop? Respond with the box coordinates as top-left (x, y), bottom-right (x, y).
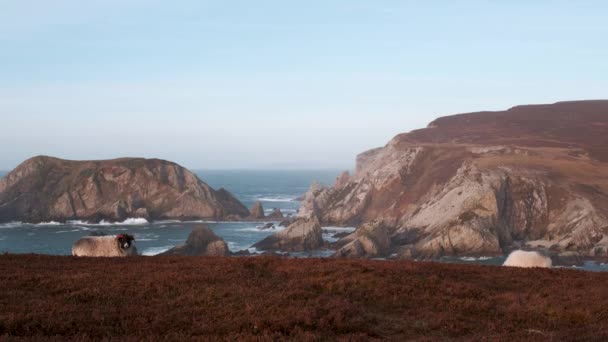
top-left (1, 255), bottom-right (607, 340)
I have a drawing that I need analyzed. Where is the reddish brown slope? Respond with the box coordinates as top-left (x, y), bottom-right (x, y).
top-left (397, 100), bottom-right (608, 161)
top-left (1, 255), bottom-right (608, 340)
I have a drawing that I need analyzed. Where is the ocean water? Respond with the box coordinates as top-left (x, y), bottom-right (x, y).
top-left (0, 169), bottom-right (343, 256)
top-left (2, 169), bottom-right (608, 272)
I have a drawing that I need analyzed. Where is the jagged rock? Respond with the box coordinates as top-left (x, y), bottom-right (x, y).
top-left (333, 221), bottom-right (391, 258)
top-left (267, 208), bottom-right (284, 219)
top-left (260, 223), bottom-right (275, 230)
top-left (252, 217), bottom-right (323, 252)
top-left (299, 101), bottom-right (608, 259)
top-left (159, 224), bottom-right (230, 256)
top-left (249, 201), bottom-right (265, 219)
top-left (0, 156), bottom-right (249, 223)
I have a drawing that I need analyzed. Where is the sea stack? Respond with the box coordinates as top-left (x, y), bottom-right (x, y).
top-left (249, 201), bottom-right (265, 219)
top-left (0, 156), bottom-right (250, 223)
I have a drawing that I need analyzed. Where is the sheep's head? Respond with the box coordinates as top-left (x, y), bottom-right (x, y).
top-left (116, 234), bottom-right (135, 249)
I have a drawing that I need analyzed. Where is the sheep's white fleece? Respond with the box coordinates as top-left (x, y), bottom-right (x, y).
top-left (72, 236), bottom-right (138, 257)
top-left (503, 250), bottom-right (552, 268)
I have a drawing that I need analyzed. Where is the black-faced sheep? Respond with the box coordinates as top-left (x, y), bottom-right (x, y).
top-left (72, 234), bottom-right (138, 257)
top-left (503, 250), bottom-right (552, 268)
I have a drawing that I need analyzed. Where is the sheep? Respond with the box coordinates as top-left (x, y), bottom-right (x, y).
top-left (503, 250), bottom-right (552, 268)
top-left (72, 234), bottom-right (138, 257)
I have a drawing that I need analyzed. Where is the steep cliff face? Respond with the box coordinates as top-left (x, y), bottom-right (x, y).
top-left (300, 101), bottom-right (608, 258)
top-left (0, 156), bottom-right (250, 223)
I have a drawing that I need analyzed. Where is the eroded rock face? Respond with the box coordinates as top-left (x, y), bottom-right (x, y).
top-left (0, 156), bottom-right (250, 223)
top-left (249, 201), bottom-right (265, 219)
top-left (333, 221), bottom-right (391, 258)
top-left (252, 217), bottom-right (323, 252)
top-left (300, 101), bottom-right (608, 259)
top-left (159, 224), bottom-right (230, 256)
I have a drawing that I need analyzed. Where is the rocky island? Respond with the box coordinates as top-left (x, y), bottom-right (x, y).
top-left (300, 100), bottom-right (608, 260)
top-left (0, 156), bottom-right (250, 223)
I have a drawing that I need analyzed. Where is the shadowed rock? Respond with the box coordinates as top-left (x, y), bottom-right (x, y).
top-left (267, 208), bottom-right (284, 219)
top-left (0, 156), bottom-right (249, 223)
top-left (159, 224), bottom-right (230, 256)
top-left (253, 217), bottom-right (323, 252)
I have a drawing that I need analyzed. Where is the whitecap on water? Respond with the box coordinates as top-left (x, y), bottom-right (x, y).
top-left (459, 256), bottom-right (494, 262)
top-left (34, 221), bottom-right (62, 226)
top-left (0, 222), bottom-right (22, 229)
top-left (257, 196), bottom-right (296, 202)
top-left (141, 246), bottom-right (173, 256)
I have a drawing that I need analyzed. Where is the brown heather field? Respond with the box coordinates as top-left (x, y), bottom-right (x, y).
top-left (1, 255), bottom-right (608, 341)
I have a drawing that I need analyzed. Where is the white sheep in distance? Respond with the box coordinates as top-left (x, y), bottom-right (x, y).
top-left (72, 234), bottom-right (138, 257)
top-left (503, 250), bottom-right (552, 268)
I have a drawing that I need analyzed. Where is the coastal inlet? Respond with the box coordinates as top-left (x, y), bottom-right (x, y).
top-left (0, 170), bottom-right (345, 256)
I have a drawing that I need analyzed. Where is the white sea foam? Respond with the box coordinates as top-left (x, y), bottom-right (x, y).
top-left (0, 222), bottom-right (22, 229)
top-left (35, 221), bottom-right (62, 226)
top-left (141, 246), bottom-right (173, 256)
top-left (257, 196), bottom-right (296, 202)
top-left (55, 229), bottom-right (82, 234)
top-left (97, 218), bottom-right (150, 226)
top-left (459, 256), bottom-right (493, 262)
top-left (247, 247), bottom-right (262, 254)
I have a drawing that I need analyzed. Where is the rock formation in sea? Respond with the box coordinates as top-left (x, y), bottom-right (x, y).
top-left (299, 100), bottom-right (608, 259)
top-left (0, 156), bottom-right (250, 223)
top-left (267, 208), bottom-right (284, 219)
top-left (249, 201), bottom-right (265, 219)
top-left (159, 224), bottom-right (230, 256)
top-left (253, 217), bottom-right (323, 252)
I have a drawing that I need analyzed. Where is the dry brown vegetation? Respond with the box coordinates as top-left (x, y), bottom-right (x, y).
top-left (1, 255), bottom-right (608, 341)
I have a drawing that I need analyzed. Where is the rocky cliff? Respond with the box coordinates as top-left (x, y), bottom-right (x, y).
top-left (299, 100), bottom-right (608, 259)
top-left (0, 156), bottom-right (250, 223)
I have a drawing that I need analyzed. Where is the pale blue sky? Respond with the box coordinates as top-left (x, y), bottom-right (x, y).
top-left (1, 1), bottom-right (606, 170)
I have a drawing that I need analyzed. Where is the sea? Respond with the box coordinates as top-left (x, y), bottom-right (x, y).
top-left (1, 169), bottom-right (607, 272)
top-left (0, 170), bottom-right (349, 257)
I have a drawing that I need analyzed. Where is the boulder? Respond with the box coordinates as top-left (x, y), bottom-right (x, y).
top-left (249, 201), bottom-right (265, 219)
top-left (159, 224), bottom-right (230, 256)
top-left (333, 221), bottom-right (391, 258)
top-left (252, 217), bottom-right (323, 252)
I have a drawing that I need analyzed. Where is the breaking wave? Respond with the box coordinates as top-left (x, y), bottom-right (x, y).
top-left (257, 196), bottom-right (297, 202)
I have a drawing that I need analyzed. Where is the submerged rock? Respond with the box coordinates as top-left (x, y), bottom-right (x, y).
top-left (252, 217), bottom-right (323, 252)
top-left (159, 224), bottom-right (230, 256)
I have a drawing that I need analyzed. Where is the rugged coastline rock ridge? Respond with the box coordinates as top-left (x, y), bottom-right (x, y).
top-left (299, 100), bottom-right (608, 259)
top-left (0, 156), bottom-right (250, 223)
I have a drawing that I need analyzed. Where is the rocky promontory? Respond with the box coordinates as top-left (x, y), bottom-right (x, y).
top-left (299, 100), bottom-right (608, 259)
top-left (0, 156), bottom-right (250, 223)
